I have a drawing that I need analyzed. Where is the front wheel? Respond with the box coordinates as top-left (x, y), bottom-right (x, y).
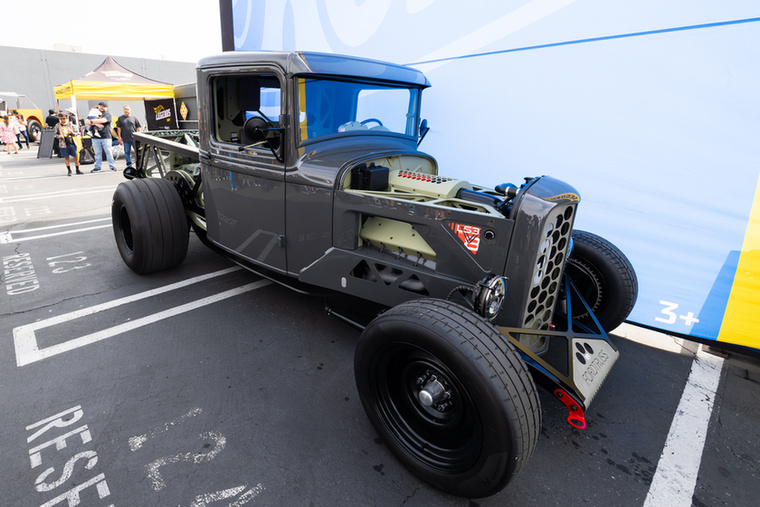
top-left (27, 120), bottom-right (42, 142)
top-left (564, 230), bottom-right (638, 332)
top-left (112, 178), bottom-right (189, 274)
top-left (355, 299), bottom-right (540, 498)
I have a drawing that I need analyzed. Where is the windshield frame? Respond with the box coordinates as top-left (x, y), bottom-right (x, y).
top-left (294, 74), bottom-right (424, 147)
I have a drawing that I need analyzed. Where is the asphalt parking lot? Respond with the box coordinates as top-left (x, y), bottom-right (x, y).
top-left (1, 146), bottom-right (759, 506)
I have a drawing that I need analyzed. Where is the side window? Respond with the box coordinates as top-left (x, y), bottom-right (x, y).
top-left (212, 74), bottom-right (281, 150)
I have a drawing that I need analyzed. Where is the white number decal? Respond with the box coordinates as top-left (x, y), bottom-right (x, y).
top-left (655, 300), bottom-right (679, 324)
top-left (655, 300), bottom-right (700, 326)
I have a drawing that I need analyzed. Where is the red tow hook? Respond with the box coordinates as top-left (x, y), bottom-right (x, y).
top-left (554, 389), bottom-right (586, 429)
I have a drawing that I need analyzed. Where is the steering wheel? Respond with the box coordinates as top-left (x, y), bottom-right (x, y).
top-left (254, 110), bottom-right (276, 128)
top-left (360, 118), bottom-right (383, 127)
top-left (242, 116), bottom-right (268, 145)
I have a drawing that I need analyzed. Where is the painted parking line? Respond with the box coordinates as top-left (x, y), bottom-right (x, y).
top-left (1, 218), bottom-right (112, 244)
top-left (644, 345), bottom-right (725, 507)
top-left (0, 186), bottom-right (116, 203)
top-left (13, 267), bottom-right (270, 367)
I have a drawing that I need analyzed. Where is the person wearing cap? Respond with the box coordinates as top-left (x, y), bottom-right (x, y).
top-left (45, 109), bottom-right (59, 128)
top-left (86, 102), bottom-right (115, 172)
top-left (45, 109), bottom-right (61, 157)
top-left (53, 114), bottom-right (83, 176)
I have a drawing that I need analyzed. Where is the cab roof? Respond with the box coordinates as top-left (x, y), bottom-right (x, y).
top-left (197, 51), bottom-right (430, 88)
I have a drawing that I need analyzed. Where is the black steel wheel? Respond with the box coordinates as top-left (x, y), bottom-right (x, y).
top-left (564, 230), bottom-right (638, 332)
top-left (112, 178), bottom-right (189, 274)
top-left (355, 299), bottom-right (540, 498)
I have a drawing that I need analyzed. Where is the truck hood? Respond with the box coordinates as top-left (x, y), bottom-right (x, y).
top-left (293, 135), bottom-right (435, 188)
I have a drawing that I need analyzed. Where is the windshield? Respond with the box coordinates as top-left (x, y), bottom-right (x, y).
top-left (296, 76), bottom-right (422, 143)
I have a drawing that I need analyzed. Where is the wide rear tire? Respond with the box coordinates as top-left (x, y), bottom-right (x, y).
top-left (112, 178), bottom-right (189, 274)
top-left (355, 299), bottom-right (540, 498)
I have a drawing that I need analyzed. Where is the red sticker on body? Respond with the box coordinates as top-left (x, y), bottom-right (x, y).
top-left (450, 223), bottom-right (481, 254)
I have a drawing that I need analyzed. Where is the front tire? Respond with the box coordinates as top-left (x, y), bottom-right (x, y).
top-left (355, 299), bottom-right (540, 498)
top-left (27, 119), bottom-right (42, 142)
top-left (112, 178), bottom-right (189, 274)
top-left (564, 230), bottom-right (638, 332)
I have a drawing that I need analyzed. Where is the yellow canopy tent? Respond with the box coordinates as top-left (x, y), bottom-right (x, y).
top-left (54, 56), bottom-right (175, 128)
top-left (54, 56), bottom-right (174, 100)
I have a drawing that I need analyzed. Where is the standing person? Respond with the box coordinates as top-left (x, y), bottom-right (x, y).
top-left (116, 105), bottom-right (142, 168)
top-left (9, 114), bottom-right (21, 147)
top-left (53, 114), bottom-right (83, 176)
top-left (15, 113), bottom-right (30, 149)
top-left (1, 116), bottom-right (19, 154)
top-left (45, 109), bottom-right (61, 157)
top-left (45, 109), bottom-right (59, 128)
top-left (66, 108), bottom-right (78, 127)
top-left (86, 102), bottom-right (115, 172)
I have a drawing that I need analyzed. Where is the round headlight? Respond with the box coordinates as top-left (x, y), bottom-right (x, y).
top-left (475, 275), bottom-right (507, 321)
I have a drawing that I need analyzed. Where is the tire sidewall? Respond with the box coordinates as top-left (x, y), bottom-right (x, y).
top-left (111, 178), bottom-right (188, 274)
top-left (355, 303), bottom-right (527, 497)
top-left (568, 230), bottom-right (637, 331)
top-left (112, 181), bottom-right (148, 272)
top-left (27, 120), bottom-right (42, 142)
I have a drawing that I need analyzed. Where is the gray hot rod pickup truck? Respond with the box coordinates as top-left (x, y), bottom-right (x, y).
top-left (111, 51), bottom-right (637, 498)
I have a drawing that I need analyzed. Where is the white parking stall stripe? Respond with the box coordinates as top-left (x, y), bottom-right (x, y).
top-left (0, 218), bottom-right (113, 244)
top-left (15, 280), bottom-right (270, 366)
top-left (644, 345), bottom-right (725, 507)
top-left (10, 217), bottom-right (111, 232)
top-left (2, 225), bottom-right (112, 243)
top-left (13, 267), bottom-right (265, 366)
top-left (0, 186), bottom-right (115, 203)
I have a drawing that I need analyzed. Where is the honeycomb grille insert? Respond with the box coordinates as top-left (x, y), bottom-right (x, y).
top-left (523, 205), bottom-right (575, 338)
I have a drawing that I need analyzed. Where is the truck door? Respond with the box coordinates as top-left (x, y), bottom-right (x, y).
top-left (202, 73), bottom-right (287, 273)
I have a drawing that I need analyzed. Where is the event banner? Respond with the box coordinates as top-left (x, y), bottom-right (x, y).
top-left (226, 1), bottom-right (760, 351)
top-left (145, 98), bottom-right (178, 130)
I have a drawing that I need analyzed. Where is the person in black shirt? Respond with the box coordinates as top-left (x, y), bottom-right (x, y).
top-left (116, 105), bottom-right (142, 168)
top-left (45, 109), bottom-right (59, 128)
top-left (45, 109), bottom-right (61, 156)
